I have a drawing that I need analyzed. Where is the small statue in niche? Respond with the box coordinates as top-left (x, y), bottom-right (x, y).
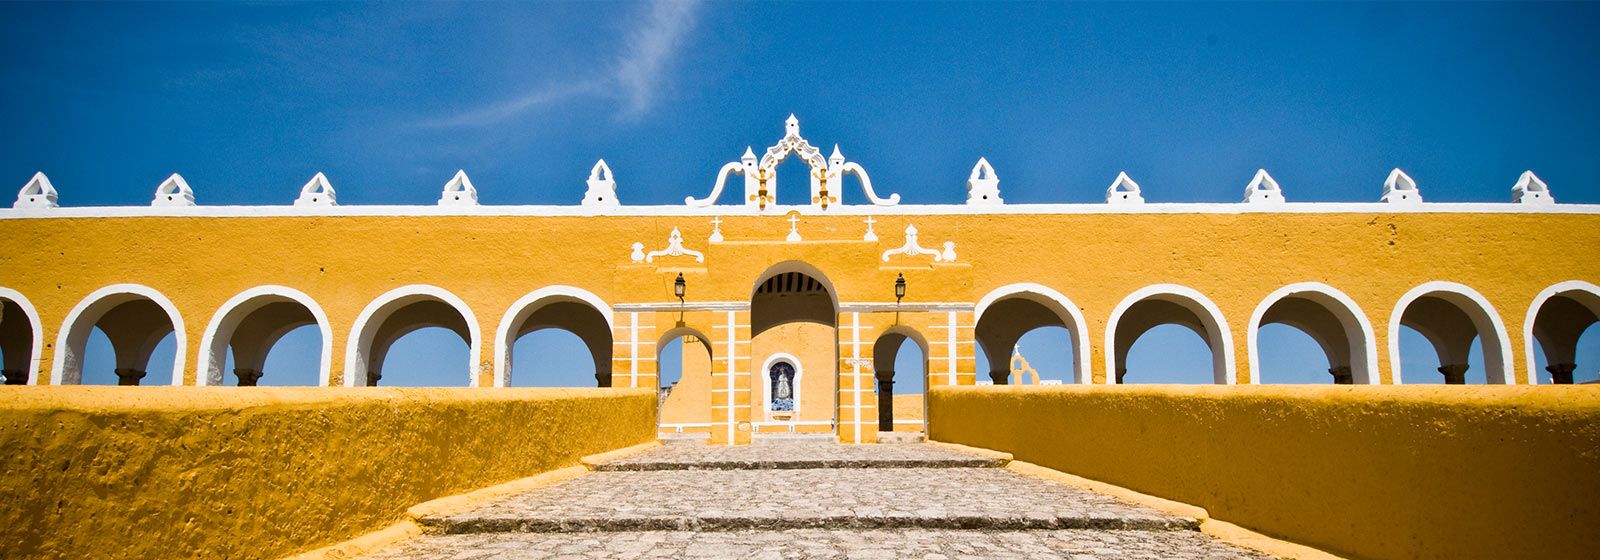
top-left (769, 361), bottom-right (795, 412)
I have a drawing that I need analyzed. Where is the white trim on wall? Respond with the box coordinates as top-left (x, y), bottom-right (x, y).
top-left (1245, 282), bottom-right (1379, 385)
top-left (973, 283), bottom-right (1093, 384)
top-left (51, 283), bottom-right (187, 385)
top-left (1387, 281), bottom-right (1515, 385)
top-left (196, 286), bottom-right (334, 387)
top-left (492, 285), bottom-right (615, 388)
top-left (1521, 280), bottom-right (1600, 385)
top-left (0, 287), bottom-right (45, 385)
top-left (345, 284), bottom-right (481, 388)
top-left (1105, 283), bottom-right (1236, 385)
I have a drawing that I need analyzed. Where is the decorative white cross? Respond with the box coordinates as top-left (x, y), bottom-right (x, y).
top-left (863, 216), bottom-right (878, 242)
top-left (786, 213), bottom-right (802, 242)
top-left (708, 216), bottom-right (724, 242)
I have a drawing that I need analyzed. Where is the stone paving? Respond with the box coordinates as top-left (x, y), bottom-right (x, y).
top-left (595, 441), bottom-right (1000, 471)
top-left (359, 443), bottom-right (1277, 559)
top-left (359, 529), bottom-right (1276, 559)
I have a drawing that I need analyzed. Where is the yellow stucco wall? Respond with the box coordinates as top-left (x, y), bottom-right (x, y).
top-left (928, 384), bottom-right (1600, 560)
top-left (0, 386), bottom-right (656, 560)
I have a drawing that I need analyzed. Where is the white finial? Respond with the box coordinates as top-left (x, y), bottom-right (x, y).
top-left (14, 171), bottom-right (58, 209)
top-left (294, 172), bottom-right (337, 206)
top-left (151, 173), bottom-right (196, 207)
top-left (966, 157), bottom-right (1002, 206)
top-left (830, 144), bottom-right (845, 165)
top-left (786, 213), bottom-right (802, 242)
top-left (1105, 172), bottom-right (1144, 204)
top-left (709, 216), bottom-right (724, 242)
top-left (439, 170), bottom-right (479, 206)
top-left (630, 242), bottom-right (645, 263)
top-left (582, 159), bottom-right (620, 207)
top-left (1380, 168), bottom-right (1421, 204)
top-left (1512, 170), bottom-right (1553, 204)
top-left (863, 215), bottom-right (878, 242)
top-left (741, 146), bottom-right (757, 163)
top-left (1243, 169), bottom-right (1284, 204)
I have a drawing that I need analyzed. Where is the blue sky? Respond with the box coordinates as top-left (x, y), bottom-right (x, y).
top-left (7, 2), bottom-right (1598, 387)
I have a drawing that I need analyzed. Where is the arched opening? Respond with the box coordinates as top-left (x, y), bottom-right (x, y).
top-left (1248, 283), bottom-right (1378, 384)
top-left (53, 284), bottom-right (186, 385)
top-left (0, 289), bottom-right (42, 385)
top-left (495, 287), bottom-right (613, 387)
top-left (1389, 283), bottom-right (1512, 384)
top-left (872, 328), bottom-right (928, 433)
top-left (346, 285), bottom-right (479, 387)
top-left (1526, 281), bottom-right (1600, 384)
top-left (750, 262), bottom-right (837, 433)
top-left (199, 287), bottom-right (332, 386)
top-left (1107, 285), bottom-right (1233, 384)
top-left (658, 327), bottom-right (714, 435)
top-left (973, 284), bottom-right (1090, 385)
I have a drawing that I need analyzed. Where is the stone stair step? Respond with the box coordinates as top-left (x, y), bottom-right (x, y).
top-left (596, 441), bottom-right (1003, 471)
top-left (876, 431), bottom-right (926, 444)
top-left (751, 432), bottom-right (839, 444)
top-left (358, 529), bottom-right (1275, 560)
top-left (656, 432), bottom-right (710, 445)
top-left (418, 467), bottom-right (1197, 534)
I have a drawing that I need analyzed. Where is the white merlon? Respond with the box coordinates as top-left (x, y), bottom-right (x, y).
top-left (14, 171), bottom-right (58, 209)
top-left (1381, 168), bottom-right (1421, 204)
top-left (1512, 170), bottom-right (1553, 204)
top-left (966, 158), bottom-right (1002, 206)
top-left (294, 172), bottom-right (337, 206)
top-left (439, 170), bottom-right (478, 206)
top-left (582, 160), bottom-right (619, 207)
top-left (1106, 171), bottom-right (1144, 204)
top-left (152, 173), bottom-right (196, 207)
top-left (1243, 169), bottom-right (1284, 204)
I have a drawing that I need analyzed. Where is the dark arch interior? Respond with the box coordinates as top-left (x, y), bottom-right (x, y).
top-left (872, 332), bottom-right (927, 432)
top-left (222, 300), bottom-right (318, 386)
top-left (1398, 295), bottom-right (1491, 384)
top-left (1, 299), bottom-right (33, 384)
top-left (1258, 296), bottom-right (1355, 384)
top-left (974, 298), bottom-right (1072, 385)
top-left (1115, 298), bottom-right (1218, 384)
top-left (509, 301), bottom-right (613, 387)
top-left (752, 271), bottom-right (835, 334)
top-left (367, 299), bottom-right (470, 387)
top-left (1530, 294), bottom-right (1600, 384)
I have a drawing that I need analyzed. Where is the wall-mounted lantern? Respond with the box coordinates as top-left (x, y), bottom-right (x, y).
top-left (894, 273), bottom-right (906, 304)
top-left (674, 273), bottom-right (687, 303)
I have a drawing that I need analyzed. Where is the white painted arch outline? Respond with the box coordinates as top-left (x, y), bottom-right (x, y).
top-left (197, 286), bottom-right (334, 386)
top-left (760, 352), bottom-right (804, 420)
top-left (493, 285), bottom-right (615, 388)
top-left (1522, 280), bottom-right (1600, 385)
top-left (1387, 281), bottom-right (1515, 384)
top-left (973, 283), bottom-right (1093, 384)
top-left (52, 283), bottom-right (187, 385)
top-left (1245, 282), bottom-right (1379, 385)
top-left (1105, 284), bottom-right (1236, 385)
top-left (0, 287), bottom-right (45, 385)
top-left (346, 284), bottom-right (481, 387)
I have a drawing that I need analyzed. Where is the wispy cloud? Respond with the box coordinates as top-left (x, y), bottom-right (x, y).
top-left (420, 0), bottom-right (699, 128)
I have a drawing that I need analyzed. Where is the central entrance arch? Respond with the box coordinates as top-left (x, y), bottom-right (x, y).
top-left (749, 262), bottom-right (838, 438)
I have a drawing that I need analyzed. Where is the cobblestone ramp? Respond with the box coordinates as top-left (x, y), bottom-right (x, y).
top-left (360, 443), bottom-right (1276, 559)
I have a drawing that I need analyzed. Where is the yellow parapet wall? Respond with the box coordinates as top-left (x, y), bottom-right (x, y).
top-left (928, 385), bottom-right (1600, 560)
top-left (0, 386), bottom-right (656, 560)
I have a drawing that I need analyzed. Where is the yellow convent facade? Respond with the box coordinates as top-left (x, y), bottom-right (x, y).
top-left (2, 117), bottom-right (1597, 445)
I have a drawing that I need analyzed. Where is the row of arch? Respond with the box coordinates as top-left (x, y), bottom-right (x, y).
top-left (969, 280), bottom-right (1599, 385)
top-left (1, 278), bottom-right (1596, 387)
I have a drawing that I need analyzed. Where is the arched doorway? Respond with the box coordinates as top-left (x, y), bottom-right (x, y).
top-left (1107, 285), bottom-right (1233, 384)
top-left (1248, 283), bottom-right (1378, 384)
top-left (750, 262), bottom-right (837, 435)
top-left (974, 284), bottom-right (1091, 385)
top-left (53, 284), bottom-right (186, 386)
top-left (494, 286), bottom-right (613, 387)
top-left (657, 327), bottom-right (714, 436)
top-left (1525, 281), bottom-right (1600, 384)
top-left (1389, 282), bottom-right (1512, 384)
top-left (198, 286), bottom-right (332, 386)
top-left (872, 327), bottom-right (928, 433)
top-left (346, 285), bottom-right (479, 387)
top-left (0, 288), bottom-right (42, 385)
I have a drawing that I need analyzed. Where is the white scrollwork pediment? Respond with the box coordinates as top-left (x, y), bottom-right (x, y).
top-left (881, 224), bottom-right (952, 263)
top-left (637, 227), bottom-right (705, 263)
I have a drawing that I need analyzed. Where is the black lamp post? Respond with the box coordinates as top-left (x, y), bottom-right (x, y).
top-left (894, 273), bottom-right (906, 304)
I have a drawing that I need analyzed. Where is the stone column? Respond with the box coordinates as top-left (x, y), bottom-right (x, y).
top-left (115, 368), bottom-right (147, 386)
top-left (366, 370), bottom-right (382, 387)
top-left (1328, 366), bottom-right (1354, 385)
top-left (988, 369), bottom-right (1008, 385)
top-left (234, 368), bottom-right (264, 387)
top-left (1438, 364), bottom-right (1469, 385)
top-left (876, 372), bottom-right (894, 433)
top-left (1546, 363), bottom-right (1577, 385)
top-left (1, 369), bottom-right (25, 385)
top-left (1115, 367), bottom-right (1128, 385)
